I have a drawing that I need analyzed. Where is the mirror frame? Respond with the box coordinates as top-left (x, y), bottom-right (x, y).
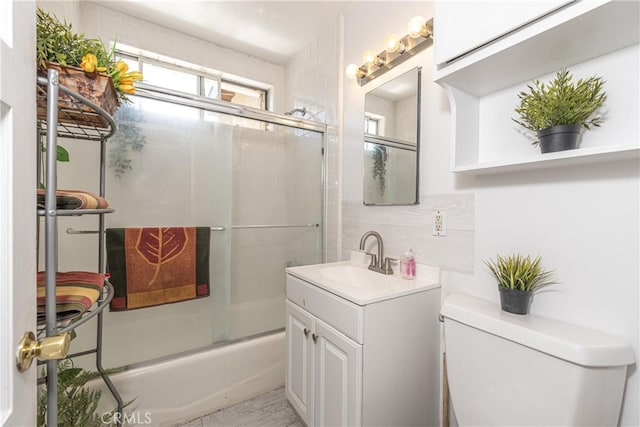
top-left (363, 66), bottom-right (421, 206)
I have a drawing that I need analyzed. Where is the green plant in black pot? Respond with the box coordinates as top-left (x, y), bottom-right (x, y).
top-left (484, 254), bottom-right (557, 315)
top-left (513, 68), bottom-right (606, 154)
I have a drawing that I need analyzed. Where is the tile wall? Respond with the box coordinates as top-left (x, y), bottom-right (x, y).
top-left (342, 193), bottom-right (475, 274)
top-left (285, 16), bottom-right (342, 262)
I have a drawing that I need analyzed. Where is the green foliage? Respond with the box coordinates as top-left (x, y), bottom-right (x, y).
top-left (36, 8), bottom-right (135, 104)
top-left (484, 254), bottom-right (557, 292)
top-left (38, 360), bottom-right (102, 426)
top-left (513, 68), bottom-right (606, 143)
top-left (37, 360), bottom-right (130, 427)
top-left (36, 8), bottom-right (111, 71)
top-left (56, 145), bottom-right (70, 162)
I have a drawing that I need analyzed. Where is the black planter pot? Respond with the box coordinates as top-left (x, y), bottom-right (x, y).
top-left (537, 124), bottom-right (582, 154)
top-left (498, 286), bottom-right (534, 315)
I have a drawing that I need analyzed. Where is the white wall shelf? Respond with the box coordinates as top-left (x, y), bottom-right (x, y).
top-left (452, 144), bottom-right (640, 175)
top-left (435, 0), bottom-right (640, 175)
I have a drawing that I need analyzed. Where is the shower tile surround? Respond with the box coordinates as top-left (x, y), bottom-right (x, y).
top-left (285, 16), bottom-right (342, 263)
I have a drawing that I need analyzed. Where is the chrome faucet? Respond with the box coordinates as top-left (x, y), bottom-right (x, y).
top-left (359, 231), bottom-right (394, 275)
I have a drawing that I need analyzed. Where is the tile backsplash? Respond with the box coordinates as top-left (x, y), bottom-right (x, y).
top-left (342, 193), bottom-right (474, 274)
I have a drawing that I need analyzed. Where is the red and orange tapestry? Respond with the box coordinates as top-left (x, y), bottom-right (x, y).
top-left (105, 227), bottom-right (210, 311)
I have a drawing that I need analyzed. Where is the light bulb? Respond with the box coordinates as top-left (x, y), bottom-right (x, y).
top-left (362, 50), bottom-right (377, 66)
top-left (384, 33), bottom-right (401, 53)
top-left (345, 64), bottom-right (360, 80)
top-left (408, 16), bottom-right (427, 38)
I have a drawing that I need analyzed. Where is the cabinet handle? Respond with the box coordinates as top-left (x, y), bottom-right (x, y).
top-left (303, 328), bottom-right (309, 337)
top-left (312, 333), bottom-right (318, 343)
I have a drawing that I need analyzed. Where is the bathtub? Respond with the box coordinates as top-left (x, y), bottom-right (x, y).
top-left (92, 331), bottom-right (286, 426)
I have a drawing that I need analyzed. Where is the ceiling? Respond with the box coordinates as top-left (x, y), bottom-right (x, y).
top-left (88, 1), bottom-right (352, 65)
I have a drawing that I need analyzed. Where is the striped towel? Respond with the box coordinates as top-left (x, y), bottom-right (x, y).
top-left (37, 271), bottom-right (105, 323)
top-left (37, 189), bottom-right (109, 210)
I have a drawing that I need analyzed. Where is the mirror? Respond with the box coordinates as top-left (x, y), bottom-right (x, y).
top-left (363, 67), bottom-right (421, 205)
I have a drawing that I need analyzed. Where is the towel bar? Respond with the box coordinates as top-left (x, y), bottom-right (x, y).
top-left (225, 223), bottom-right (319, 230)
top-left (67, 223), bottom-right (320, 235)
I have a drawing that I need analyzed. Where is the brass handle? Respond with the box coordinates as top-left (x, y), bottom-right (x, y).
top-left (312, 333), bottom-right (318, 343)
top-left (16, 331), bottom-right (71, 373)
top-left (303, 328), bottom-right (309, 337)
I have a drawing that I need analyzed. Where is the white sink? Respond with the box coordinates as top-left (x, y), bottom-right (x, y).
top-left (286, 255), bottom-right (440, 306)
top-left (319, 265), bottom-right (392, 288)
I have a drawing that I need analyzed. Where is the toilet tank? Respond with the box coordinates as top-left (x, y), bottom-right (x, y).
top-left (441, 294), bottom-right (635, 427)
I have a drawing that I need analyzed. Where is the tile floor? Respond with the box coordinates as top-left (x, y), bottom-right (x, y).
top-left (177, 388), bottom-right (302, 427)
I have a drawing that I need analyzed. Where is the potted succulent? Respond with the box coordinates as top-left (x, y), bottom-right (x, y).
top-left (36, 7), bottom-right (142, 132)
top-left (513, 68), bottom-right (606, 154)
top-left (484, 254), bottom-right (557, 315)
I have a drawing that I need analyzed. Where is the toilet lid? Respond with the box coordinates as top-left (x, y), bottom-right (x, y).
top-left (441, 294), bottom-right (635, 367)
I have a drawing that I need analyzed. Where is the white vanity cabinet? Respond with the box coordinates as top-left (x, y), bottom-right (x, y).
top-left (285, 269), bottom-right (441, 427)
top-left (286, 299), bottom-right (362, 426)
top-left (434, 0), bottom-right (571, 65)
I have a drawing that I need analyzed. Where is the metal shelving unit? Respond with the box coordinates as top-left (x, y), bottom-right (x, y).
top-left (37, 68), bottom-right (123, 425)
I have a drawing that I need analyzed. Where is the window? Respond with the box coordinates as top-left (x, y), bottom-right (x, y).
top-left (115, 50), bottom-right (269, 111)
top-left (365, 116), bottom-right (380, 135)
top-left (364, 112), bottom-right (385, 137)
top-left (141, 61), bottom-right (198, 95)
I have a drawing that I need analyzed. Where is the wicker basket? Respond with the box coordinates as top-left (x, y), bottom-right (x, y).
top-left (37, 63), bottom-right (120, 129)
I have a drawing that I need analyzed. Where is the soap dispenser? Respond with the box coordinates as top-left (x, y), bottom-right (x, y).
top-left (400, 249), bottom-right (416, 280)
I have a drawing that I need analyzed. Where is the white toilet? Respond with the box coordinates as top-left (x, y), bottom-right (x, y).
top-left (441, 294), bottom-right (635, 426)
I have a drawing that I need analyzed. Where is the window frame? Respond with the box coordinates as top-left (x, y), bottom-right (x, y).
top-left (114, 51), bottom-right (269, 111)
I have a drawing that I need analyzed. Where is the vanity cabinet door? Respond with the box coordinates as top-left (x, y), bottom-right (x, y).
top-left (314, 318), bottom-right (363, 427)
top-left (285, 300), bottom-right (315, 426)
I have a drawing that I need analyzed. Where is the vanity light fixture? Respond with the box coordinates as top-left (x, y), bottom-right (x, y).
top-left (346, 17), bottom-right (433, 86)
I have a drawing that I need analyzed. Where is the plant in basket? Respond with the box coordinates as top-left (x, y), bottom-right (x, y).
top-left (36, 7), bottom-right (143, 143)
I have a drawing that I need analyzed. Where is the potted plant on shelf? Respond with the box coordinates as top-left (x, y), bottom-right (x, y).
top-left (513, 68), bottom-right (606, 154)
top-left (36, 7), bottom-right (142, 133)
top-left (484, 253), bottom-right (557, 315)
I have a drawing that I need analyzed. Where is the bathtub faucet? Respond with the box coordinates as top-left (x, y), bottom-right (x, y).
top-left (359, 231), bottom-right (394, 275)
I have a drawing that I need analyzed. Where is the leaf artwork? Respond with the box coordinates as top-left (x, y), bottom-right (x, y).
top-left (135, 227), bottom-right (189, 286)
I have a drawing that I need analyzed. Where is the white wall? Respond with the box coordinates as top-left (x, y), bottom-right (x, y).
top-left (341, 2), bottom-right (638, 426)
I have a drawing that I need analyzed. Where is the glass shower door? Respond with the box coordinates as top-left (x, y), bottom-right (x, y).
top-left (64, 93), bottom-right (324, 369)
top-left (227, 122), bottom-right (324, 339)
